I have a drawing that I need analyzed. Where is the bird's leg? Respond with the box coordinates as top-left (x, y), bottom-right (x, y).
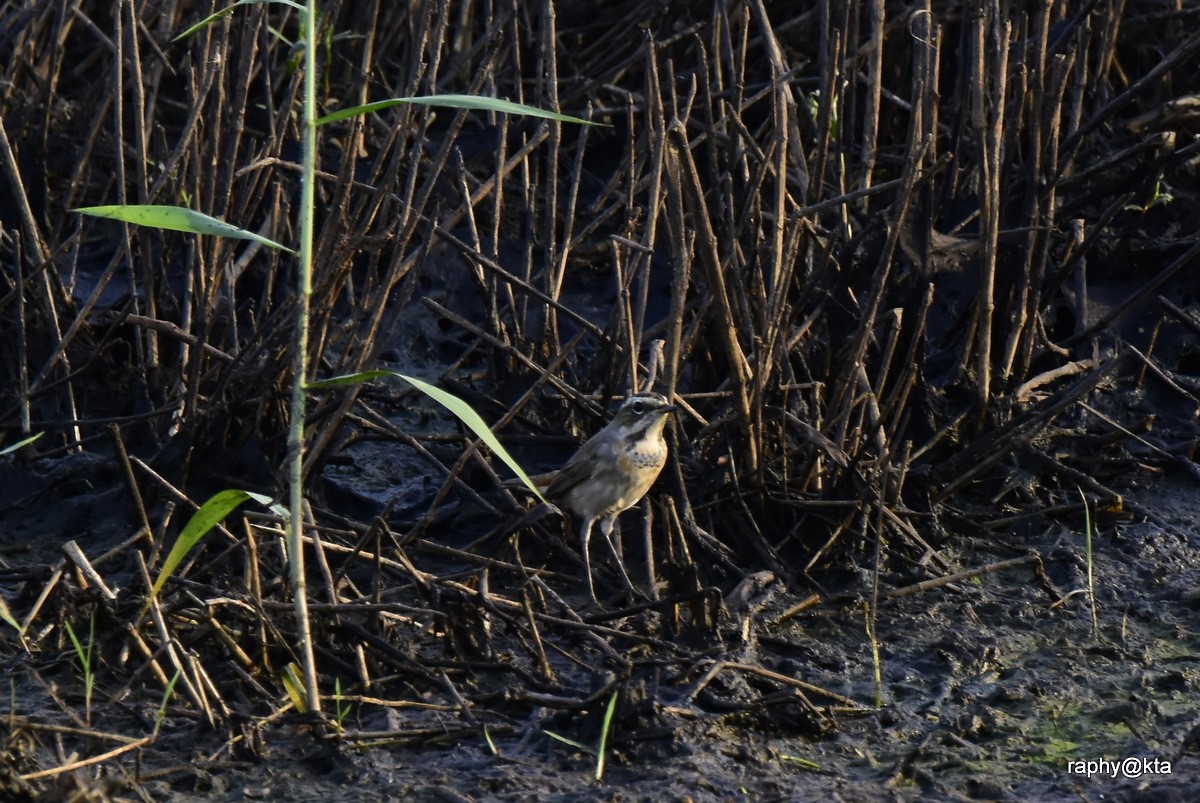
top-left (599, 517), bottom-right (637, 600)
top-left (579, 517), bottom-right (596, 602)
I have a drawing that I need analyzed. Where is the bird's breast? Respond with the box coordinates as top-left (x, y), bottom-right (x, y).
top-left (617, 444), bottom-right (667, 495)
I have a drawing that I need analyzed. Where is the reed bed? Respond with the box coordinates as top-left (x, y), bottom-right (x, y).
top-left (2, 0), bottom-right (1199, 792)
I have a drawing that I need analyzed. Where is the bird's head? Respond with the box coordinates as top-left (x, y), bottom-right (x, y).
top-left (610, 392), bottom-right (676, 440)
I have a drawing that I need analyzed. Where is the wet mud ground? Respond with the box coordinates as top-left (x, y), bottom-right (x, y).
top-left (5, 442), bottom-right (1200, 802)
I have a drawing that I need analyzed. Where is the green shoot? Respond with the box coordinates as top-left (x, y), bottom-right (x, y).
top-left (152, 670), bottom-right (183, 739)
top-left (0, 594), bottom-right (22, 634)
top-left (1078, 489), bottom-right (1099, 639)
top-left (805, 89), bottom-right (840, 137)
top-left (780, 754), bottom-right (822, 770)
top-left (281, 662), bottom-right (307, 713)
top-left (1123, 180), bottom-right (1174, 213)
top-left (333, 677), bottom-right (352, 733)
top-left (63, 613), bottom-right (97, 724)
top-left (864, 601), bottom-right (882, 708)
top-left (595, 687), bottom-right (618, 781)
top-left (544, 689), bottom-right (619, 782)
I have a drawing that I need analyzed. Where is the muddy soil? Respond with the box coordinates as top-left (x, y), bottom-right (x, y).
top-left (4, 446), bottom-right (1199, 802)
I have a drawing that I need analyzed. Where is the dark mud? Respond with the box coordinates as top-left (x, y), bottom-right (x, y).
top-left (4, 445), bottom-right (1200, 802)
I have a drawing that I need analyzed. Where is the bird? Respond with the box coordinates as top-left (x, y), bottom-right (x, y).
top-left (524, 392), bottom-right (676, 601)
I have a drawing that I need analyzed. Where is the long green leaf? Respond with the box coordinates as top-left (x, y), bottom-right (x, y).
top-left (74, 205), bottom-right (296, 254)
top-left (149, 490), bottom-right (274, 601)
top-left (304, 370), bottom-right (396, 390)
top-left (172, 0), bottom-right (306, 41)
top-left (317, 94), bottom-right (597, 126)
top-left (307, 371), bottom-right (546, 502)
top-left (0, 432), bottom-right (42, 456)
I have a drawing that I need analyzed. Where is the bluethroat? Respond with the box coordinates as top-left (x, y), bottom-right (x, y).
top-left (528, 392), bottom-right (676, 601)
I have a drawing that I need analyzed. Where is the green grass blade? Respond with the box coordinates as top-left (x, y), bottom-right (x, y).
top-left (595, 689), bottom-right (619, 781)
top-left (1079, 488), bottom-right (1099, 638)
top-left (304, 370), bottom-right (396, 389)
top-left (63, 620), bottom-right (82, 659)
top-left (75, 205), bottom-right (296, 254)
top-left (0, 432), bottom-right (42, 456)
top-left (308, 371), bottom-right (547, 503)
top-left (153, 669), bottom-right (183, 738)
top-left (149, 490), bottom-right (274, 602)
top-left (317, 94), bottom-right (598, 126)
top-left (780, 754), bottom-right (822, 770)
top-left (0, 595), bottom-right (21, 633)
top-left (482, 725), bottom-right (498, 756)
top-left (172, 0), bottom-right (306, 41)
top-left (543, 730), bottom-right (595, 753)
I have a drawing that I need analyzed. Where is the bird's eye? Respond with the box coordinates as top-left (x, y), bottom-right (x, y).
top-left (632, 401), bottom-right (645, 414)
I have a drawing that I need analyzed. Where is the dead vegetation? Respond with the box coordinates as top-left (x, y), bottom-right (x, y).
top-left (2, 0), bottom-right (1200, 796)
